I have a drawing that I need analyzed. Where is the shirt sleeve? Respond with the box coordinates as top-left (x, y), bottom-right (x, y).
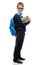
top-left (14, 15), bottom-right (30, 27)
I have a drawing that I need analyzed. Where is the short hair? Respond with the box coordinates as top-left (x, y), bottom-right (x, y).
top-left (17, 2), bottom-right (24, 8)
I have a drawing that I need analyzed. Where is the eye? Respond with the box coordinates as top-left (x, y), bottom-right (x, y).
top-left (18, 8), bottom-right (23, 9)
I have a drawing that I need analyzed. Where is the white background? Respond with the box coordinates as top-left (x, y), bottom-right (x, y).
top-left (0, 0), bottom-right (43, 65)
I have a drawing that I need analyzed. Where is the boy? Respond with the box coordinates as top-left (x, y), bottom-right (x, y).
top-left (13, 2), bottom-right (31, 64)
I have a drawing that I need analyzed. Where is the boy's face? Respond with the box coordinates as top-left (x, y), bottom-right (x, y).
top-left (17, 4), bottom-right (24, 13)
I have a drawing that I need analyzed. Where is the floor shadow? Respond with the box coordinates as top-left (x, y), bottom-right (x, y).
top-left (13, 62), bottom-right (23, 65)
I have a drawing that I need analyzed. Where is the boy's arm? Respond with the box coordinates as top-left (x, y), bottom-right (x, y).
top-left (14, 15), bottom-right (31, 27)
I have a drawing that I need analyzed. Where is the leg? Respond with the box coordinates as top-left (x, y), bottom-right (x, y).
top-left (18, 31), bottom-right (25, 57)
top-left (13, 31), bottom-right (25, 59)
top-left (18, 31), bottom-right (25, 60)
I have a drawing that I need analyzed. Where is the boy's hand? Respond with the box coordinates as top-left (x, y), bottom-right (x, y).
top-left (27, 16), bottom-right (31, 22)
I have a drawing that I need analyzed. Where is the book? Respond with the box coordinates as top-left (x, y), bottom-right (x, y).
top-left (21, 16), bottom-right (29, 22)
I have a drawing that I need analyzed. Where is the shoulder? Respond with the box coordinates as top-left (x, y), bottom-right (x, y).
top-left (14, 13), bottom-right (20, 19)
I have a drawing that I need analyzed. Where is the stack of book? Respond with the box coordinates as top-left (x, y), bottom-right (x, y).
top-left (21, 16), bottom-right (30, 22)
